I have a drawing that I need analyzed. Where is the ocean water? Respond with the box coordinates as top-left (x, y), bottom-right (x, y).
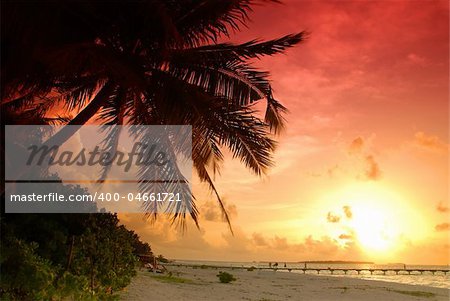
top-left (172, 260), bottom-right (450, 289)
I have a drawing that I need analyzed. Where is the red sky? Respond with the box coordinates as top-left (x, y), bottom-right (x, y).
top-left (120, 0), bottom-right (449, 264)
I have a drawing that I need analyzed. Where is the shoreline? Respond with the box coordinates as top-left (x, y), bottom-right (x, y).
top-left (120, 265), bottom-right (449, 301)
top-left (167, 262), bottom-right (450, 289)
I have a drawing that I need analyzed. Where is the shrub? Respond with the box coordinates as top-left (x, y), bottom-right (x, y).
top-left (247, 266), bottom-right (256, 271)
top-left (216, 271), bottom-right (236, 283)
top-left (156, 255), bottom-right (169, 263)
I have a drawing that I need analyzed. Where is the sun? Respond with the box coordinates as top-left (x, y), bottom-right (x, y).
top-left (321, 182), bottom-right (431, 260)
top-left (324, 182), bottom-right (419, 256)
top-left (350, 205), bottom-right (397, 252)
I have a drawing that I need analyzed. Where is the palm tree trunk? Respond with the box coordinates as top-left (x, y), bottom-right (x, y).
top-left (65, 235), bottom-right (75, 271)
top-left (44, 81), bottom-right (114, 147)
top-left (90, 256), bottom-right (95, 292)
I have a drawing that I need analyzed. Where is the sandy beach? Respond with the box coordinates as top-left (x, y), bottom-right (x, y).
top-left (119, 266), bottom-right (449, 301)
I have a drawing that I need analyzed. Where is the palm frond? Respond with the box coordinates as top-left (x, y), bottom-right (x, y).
top-left (171, 32), bottom-right (305, 64)
top-left (175, 0), bottom-right (280, 46)
top-left (192, 131), bottom-right (232, 233)
top-left (160, 62), bottom-right (287, 132)
top-left (129, 126), bottom-right (199, 229)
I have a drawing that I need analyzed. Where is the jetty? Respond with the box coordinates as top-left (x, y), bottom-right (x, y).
top-left (168, 264), bottom-right (450, 276)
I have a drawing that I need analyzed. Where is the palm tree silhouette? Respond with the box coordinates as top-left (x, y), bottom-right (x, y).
top-left (1, 1), bottom-right (305, 230)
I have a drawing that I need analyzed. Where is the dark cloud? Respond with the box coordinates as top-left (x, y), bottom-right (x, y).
top-left (327, 212), bottom-right (341, 223)
top-left (343, 206), bottom-right (352, 219)
top-left (436, 201), bottom-right (449, 213)
top-left (435, 223), bottom-right (449, 232)
top-left (364, 155), bottom-right (382, 180)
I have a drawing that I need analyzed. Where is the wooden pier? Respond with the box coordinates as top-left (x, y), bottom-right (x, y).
top-left (168, 264), bottom-right (450, 276)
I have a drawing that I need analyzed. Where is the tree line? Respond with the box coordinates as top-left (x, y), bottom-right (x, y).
top-left (1, 180), bottom-right (154, 301)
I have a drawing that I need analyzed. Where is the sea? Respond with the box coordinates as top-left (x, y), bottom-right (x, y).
top-left (171, 260), bottom-right (450, 289)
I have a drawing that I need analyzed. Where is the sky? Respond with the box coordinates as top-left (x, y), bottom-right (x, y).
top-left (120, 0), bottom-right (449, 265)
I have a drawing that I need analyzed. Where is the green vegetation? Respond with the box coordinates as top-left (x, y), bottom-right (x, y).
top-left (247, 266), bottom-right (256, 271)
top-left (216, 271), bottom-right (236, 283)
top-left (149, 274), bottom-right (192, 284)
top-left (156, 255), bottom-right (169, 263)
top-left (0, 180), bottom-right (154, 300)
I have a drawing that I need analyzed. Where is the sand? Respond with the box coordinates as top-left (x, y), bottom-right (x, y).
top-left (119, 266), bottom-right (449, 301)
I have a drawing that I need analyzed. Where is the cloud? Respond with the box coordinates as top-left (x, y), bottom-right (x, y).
top-left (414, 132), bottom-right (447, 152)
top-left (119, 213), bottom-right (367, 262)
top-left (300, 235), bottom-right (342, 256)
top-left (435, 223), bottom-right (450, 232)
top-left (364, 155), bottom-right (382, 180)
top-left (436, 201), bottom-right (449, 213)
top-left (346, 136), bottom-right (382, 181)
top-left (348, 137), bottom-right (364, 154)
top-left (327, 212), bottom-right (341, 223)
top-left (252, 233), bottom-right (269, 247)
top-left (343, 205), bottom-right (352, 219)
top-left (272, 236), bottom-right (290, 250)
top-left (327, 164), bottom-right (340, 178)
top-left (201, 200), bottom-right (238, 222)
top-left (338, 233), bottom-right (353, 240)
top-left (407, 53), bottom-right (428, 66)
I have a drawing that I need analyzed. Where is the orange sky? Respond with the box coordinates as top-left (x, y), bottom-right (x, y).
top-left (120, 0), bottom-right (449, 265)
